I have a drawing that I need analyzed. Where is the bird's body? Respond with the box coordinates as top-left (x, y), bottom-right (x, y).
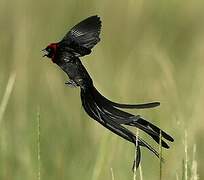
top-left (58, 56), bottom-right (92, 88)
top-left (43, 15), bottom-right (174, 169)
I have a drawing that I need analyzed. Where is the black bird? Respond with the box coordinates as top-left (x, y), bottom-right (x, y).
top-left (43, 15), bottom-right (174, 169)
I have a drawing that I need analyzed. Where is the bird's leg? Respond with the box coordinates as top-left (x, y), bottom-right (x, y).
top-left (65, 79), bottom-right (78, 88)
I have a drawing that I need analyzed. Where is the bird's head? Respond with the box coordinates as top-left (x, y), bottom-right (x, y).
top-left (42, 43), bottom-right (58, 63)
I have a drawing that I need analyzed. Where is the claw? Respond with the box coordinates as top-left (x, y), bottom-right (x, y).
top-left (65, 79), bottom-right (78, 88)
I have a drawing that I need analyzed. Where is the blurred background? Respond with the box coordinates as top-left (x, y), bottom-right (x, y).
top-left (0, 0), bottom-right (204, 179)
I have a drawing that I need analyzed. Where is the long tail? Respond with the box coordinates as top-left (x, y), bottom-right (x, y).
top-left (80, 85), bottom-right (174, 168)
top-left (90, 86), bottom-right (174, 145)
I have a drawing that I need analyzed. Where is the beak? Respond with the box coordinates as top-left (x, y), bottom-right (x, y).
top-left (42, 49), bottom-right (49, 57)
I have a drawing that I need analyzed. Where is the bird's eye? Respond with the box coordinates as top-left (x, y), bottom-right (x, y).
top-left (46, 47), bottom-right (52, 52)
top-left (42, 46), bottom-right (53, 58)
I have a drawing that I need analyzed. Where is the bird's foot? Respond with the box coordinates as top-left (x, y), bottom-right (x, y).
top-left (65, 80), bottom-right (78, 88)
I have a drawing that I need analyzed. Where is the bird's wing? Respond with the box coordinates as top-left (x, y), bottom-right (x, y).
top-left (61, 15), bottom-right (101, 51)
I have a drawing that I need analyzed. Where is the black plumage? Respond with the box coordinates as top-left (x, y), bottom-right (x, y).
top-left (43, 15), bottom-right (174, 170)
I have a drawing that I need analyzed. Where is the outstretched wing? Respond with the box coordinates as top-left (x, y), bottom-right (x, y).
top-left (61, 15), bottom-right (101, 52)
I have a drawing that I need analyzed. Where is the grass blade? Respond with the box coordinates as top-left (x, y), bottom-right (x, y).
top-left (0, 73), bottom-right (16, 126)
top-left (139, 164), bottom-right (143, 180)
top-left (37, 107), bottom-right (41, 180)
top-left (159, 130), bottom-right (163, 180)
top-left (110, 167), bottom-right (115, 180)
top-left (190, 145), bottom-right (198, 180)
top-left (133, 128), bottom-right (139, 180)
top-left (184, 130), bottom-right (188, 180)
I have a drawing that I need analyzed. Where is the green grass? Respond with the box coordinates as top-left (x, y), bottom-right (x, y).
top-left (0, 0), bottom-right (204, 179)
top-left (37, 108), bottom-right (41, 180)
top-left (159, 130), bottom-right (163, 180)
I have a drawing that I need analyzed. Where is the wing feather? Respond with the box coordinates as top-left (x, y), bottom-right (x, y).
top-left (62, 15), bottom-right (101, 50)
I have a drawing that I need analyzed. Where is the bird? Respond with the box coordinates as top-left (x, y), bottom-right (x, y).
top-left (42, 15), bottom-right (174, 170)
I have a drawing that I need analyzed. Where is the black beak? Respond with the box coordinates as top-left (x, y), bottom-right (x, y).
top-left (42, 49), bottom-right (49, 57)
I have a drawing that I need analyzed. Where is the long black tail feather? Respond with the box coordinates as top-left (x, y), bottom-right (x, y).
top-left (132, 146), bottom-right (141, 171)
top-left (130, 118), bottom-right (174, 142)
top-left (80, 85), bottom-right (173, 168)
top-left (90, 86), bottom-right (174, 145)
top-left (91, 86), bottom-right (160, 109)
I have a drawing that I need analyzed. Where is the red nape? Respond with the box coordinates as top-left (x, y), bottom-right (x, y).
top-left (47, 43), bottom-right (58, 63)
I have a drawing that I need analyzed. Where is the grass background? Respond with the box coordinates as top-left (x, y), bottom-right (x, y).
top-left (0, 0), bottom-right (203, 179)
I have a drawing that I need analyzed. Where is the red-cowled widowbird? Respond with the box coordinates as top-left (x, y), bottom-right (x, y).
top-left (43, 15), bottom-right (174, 170)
